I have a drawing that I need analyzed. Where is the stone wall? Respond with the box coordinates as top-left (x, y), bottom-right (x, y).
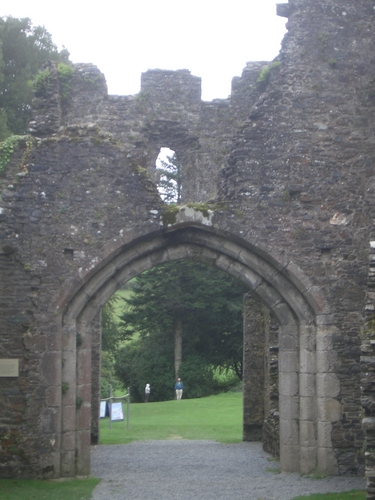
top-left (361, 243), bottom-right (375, 498)
top-left (1, 0), bottom-right (375, 486)
top-left (263, 318), bottom-right (280, 457)
top-left (242, 293), bottom-right (268, 441)
top-left (242, 291), bottom-right (280, 454)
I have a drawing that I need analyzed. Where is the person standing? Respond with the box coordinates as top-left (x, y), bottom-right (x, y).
top-left (174, 378), bottom-right (184, 400)
top-left (145, 383), bottom-right (151, 402)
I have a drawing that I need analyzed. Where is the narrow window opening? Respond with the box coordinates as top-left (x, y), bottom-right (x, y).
top-left (155, 147), bottom-right (182, 204)
top-left (64, 248), bottom-right (74, 260)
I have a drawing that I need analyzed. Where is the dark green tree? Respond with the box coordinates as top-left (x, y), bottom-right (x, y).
top-left (100, 296), bottom-right (129, 397)
top-left (0, 16), bottom-right (70, 139)
top-left (156, 152), bottom-right (182, 203)
top-left (115, 260), bottom-right (248, 401)
top-left (102, 295), bottom-right (129, 352)
top-left (115, 334), bottom-right (175, 403)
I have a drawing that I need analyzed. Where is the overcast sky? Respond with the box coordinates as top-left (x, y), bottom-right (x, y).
top-left (0, 0), bottom-right (287, 100)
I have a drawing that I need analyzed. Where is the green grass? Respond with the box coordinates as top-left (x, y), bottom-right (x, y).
top-left (100, 391), bottom-right (243, 444)
top-left (291, 492), bottom-right (365, 500)
top-left (0, 477), bottom-right (101, 500)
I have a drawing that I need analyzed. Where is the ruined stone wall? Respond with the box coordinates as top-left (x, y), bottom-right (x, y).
top-left (242, 293), bottom-right (268, 441)
top-left (242, 292), bottom-right (280, 453)
top-left (30, 59), bottom-right (271, 204)
top-left (0, 131), bottom-right (163, 477)
top-left (219, 0), bottom-right (375, 475)
top-left (1, 0), bottom-right (375, 482)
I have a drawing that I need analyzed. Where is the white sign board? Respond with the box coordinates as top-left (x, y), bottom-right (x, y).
top-left (100, 401), bottom-right (107, 418)
top-left (111, 402), bottom-right (124, 421)
top-left (0, 359), bottom-right (19, 377)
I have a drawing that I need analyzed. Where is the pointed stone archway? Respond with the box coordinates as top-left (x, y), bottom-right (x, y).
top-left (55, 215), bottom-right (335, 478)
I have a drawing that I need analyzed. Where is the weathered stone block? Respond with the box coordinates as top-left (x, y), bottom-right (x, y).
top-left (75, 429), bottom-right (91, 476)
top-left (61, 404), bottom-right (77, 433)
top-left (41, 351), bottom-right (61, 387)
top-left (60, 450), bottom-right (76, 477)
top-left (300, 348), bottom-right (316, 374)
top-left (76, 403), bottom-right (91, 430)
top-left (300, 420), bottom-right (317, 448)
top-left (317, 350), bottom-right (338, 373)
top-left (61, 431), bottom-right (76, 451)
top-left (300, 446), bottom-right (317, 475)
top-left (317, 397), bottom-right (342, 422)
top-left (317, 447), bottom-right (339, 476)
top-left (280, 418), bottom-right (299, 446)
top-left (363, 418), bottom-right (375, 430)
top-left (279, 395), bottom-right (299, 420)
top-left (299, 373), bottom-right (316, 397)
top-left (279, 350), bottom-right (299, 373)
top-left (279, 372), bottom-right (299, 397)
top-left (300, 396), bottom-right (317, 421)
top-left (316, 373), bottom-right (340, 398)
top-left (280, 444), bottom-right (300, 473)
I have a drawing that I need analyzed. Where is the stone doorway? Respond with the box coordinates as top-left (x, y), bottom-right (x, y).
top-left (58, 218), bottom-right (331, 478)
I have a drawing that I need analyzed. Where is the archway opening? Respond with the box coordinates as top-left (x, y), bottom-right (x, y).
top-left (60, 222), bottom-right (325, 478)
top-left (102, 259), bottom-right (248, 402)
top-left (99, 258), bottom-right (258, 444)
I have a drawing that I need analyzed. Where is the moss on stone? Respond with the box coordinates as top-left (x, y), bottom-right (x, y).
top-left (161, 204), bottom-right (180, 227)
top-left (186, 203), bottom-right (211, 218)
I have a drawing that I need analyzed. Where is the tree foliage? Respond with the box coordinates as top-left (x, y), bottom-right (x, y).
top-left (115, 335), bottom-right (175, 403)
top-left (102, 296), bottom-right (128, 352)
top-left (100, 296), bottom-right (129, 398)
top-left (156, 152), bottom-right (182, 203)
top-left (114, 260), bottom-right (249, 402)
top-left (0, 16), bottom-right (70, 139)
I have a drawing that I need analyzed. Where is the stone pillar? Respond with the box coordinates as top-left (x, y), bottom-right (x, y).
top-left (277, 304), bottom-right (300, 473)
top-left (75, 319), bottom-right (93, 476)
top-left (316, 322), bottom-right (340, 476)
top-left (300, 324), bottom-right (318, 474)
top-left (242, 293), bottom-right (266, 441)
top-left (262, 318), bottom-right (279, 457)
top-left (60, 322), bottom-right (77, 477)
top-left (91, 312), bottom-right (102, 446)
top-left (361, 242), bottom-right (375, 499)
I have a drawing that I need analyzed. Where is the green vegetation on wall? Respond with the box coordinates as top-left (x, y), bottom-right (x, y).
top-left (256, 61), bottom-right (281, 91)
top-left (0, 134), bottom-right (33, 173)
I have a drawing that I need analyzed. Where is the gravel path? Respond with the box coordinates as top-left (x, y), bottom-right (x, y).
top-left (90, 440), bottom-right (365, 500)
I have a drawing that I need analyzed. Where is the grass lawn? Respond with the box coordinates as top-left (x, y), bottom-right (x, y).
top-left (100, 391), bottom-right (243, 444)
top-left (0, 477), bottom-right (101, 500)
top-left (291, 492), bottom-right (365, 500)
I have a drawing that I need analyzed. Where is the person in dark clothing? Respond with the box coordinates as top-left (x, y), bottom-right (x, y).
top-left (174, 378), bottom-right (184, 400)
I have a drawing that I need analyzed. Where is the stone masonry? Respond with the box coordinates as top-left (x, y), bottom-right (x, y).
top-left (1, 1), bottom-right (375, 496)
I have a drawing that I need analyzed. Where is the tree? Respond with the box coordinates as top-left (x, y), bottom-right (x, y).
top-left (100, 296), bottom-right (129, 397)
top-left (115, 260), bottom-right (248, 401)
top-left (102, 295), bottom-right (128, 352)
top-left (0, 16), bottom-right (70, 139)
top-left (115, 334), bottom-right (175, 402)
top-left (156, 152), bottom-right (182, 203)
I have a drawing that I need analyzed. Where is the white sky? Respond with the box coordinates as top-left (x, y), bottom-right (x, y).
top-left (0, 0), bottom-right (287, 100)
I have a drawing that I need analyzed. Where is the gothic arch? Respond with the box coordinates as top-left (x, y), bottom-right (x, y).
top-left (57, 222), bottom-right (336, 478)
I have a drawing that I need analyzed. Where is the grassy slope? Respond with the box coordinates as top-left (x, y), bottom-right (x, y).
top-left (0, 478), bottom-right (101, 500)
top-left (100, 391), bottom-right (243, 444)
top-left (291, 493), bottom-right (365, 500)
